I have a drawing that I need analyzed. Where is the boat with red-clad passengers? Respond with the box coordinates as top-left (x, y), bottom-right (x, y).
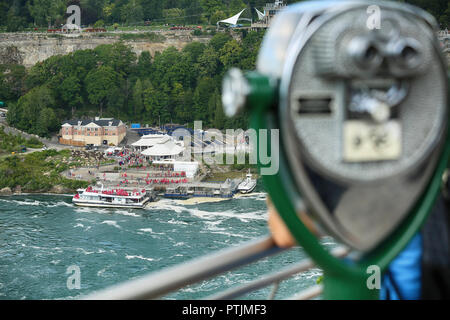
top-left (72, 185), bottom-right (151, 209)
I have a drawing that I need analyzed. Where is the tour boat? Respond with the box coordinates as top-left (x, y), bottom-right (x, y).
top-left (72, 185), bottom-right (151, 209)
top-left (237, 170), bottom-right (257, 194)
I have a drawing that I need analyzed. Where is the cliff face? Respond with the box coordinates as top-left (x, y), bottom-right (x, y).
top-left (0, 31), bottom-right (211, 68)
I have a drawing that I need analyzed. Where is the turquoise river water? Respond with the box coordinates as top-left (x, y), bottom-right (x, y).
top-left (0, 190), bottom-right (335, 300)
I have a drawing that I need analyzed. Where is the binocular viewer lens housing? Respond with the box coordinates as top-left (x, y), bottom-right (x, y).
top-left (346, 35), bottom-right (424, 77)
top-left (226, 1), bottom-right (448, 252)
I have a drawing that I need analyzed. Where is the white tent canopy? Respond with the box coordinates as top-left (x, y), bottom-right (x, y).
top-left (105, 147), bottom-right (121, 154)
top-left (255, 8), bottom-right (265, 20)
top-left (132, 134), bottom-right (171, 148)
top-left (141, 140), bottom-right (184, 157)
top-left (218, 8), bottom-right (246, 26)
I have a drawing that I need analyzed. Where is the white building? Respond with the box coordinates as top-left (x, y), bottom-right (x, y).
top-left (152, 159), bottom-right (199, 178)
top-left (140, 137), bottom-right (185, 161)
top-left (132, 134), bottom-right (178, 151)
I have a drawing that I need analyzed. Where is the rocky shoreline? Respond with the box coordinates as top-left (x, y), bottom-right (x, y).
top-left (0, 184), bottom-right (75, 196)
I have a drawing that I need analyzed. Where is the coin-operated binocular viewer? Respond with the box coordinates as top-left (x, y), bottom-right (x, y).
top-left (223, 0), bottom-right (449, 299)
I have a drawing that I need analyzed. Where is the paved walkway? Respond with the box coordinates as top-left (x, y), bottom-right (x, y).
top-left (0, 119), bottom-right (68, 151)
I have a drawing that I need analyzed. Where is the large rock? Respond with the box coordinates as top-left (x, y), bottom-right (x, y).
top-left (0, 187), bottom-right (13, 195)
top-left (50, 185), bottom-right (72, 194)
top-left (14, 185), bottom-right (22, 194)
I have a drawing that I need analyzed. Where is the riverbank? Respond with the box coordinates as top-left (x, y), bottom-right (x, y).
top-left (0, 141), bottom-right (259, 197)
top-left (0, 149), bottom-right (91, 195)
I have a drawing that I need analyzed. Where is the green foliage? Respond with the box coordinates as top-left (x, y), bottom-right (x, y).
top-left (0, 1), bottom-right (447, 29)
top-left (0, 148), bottom-right (89, 193)
top-left (85, 65), bottom-right (121, 116)
top-left (3, 29), bottom-right (264, 137)
top-left (0, 126), bottom-right (43, 153)
top-left (121, 0), bottom-right (144, 24)
top-left (94, 19), bottom-right (105, 28)
top-left (210, 10), bottom-right (227, 25)
top-left (6, 14), bottom-right (26, 32)
top-left (27, 0), bottom-right (66, 27)
top-left (7, 85), bottom-right (57, 137)
top-left (163, 8), bottom-right (185, 25)
top-left (0, 64), bottom-right (27, 102)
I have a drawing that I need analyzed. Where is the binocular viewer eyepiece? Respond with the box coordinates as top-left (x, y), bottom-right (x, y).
top-left (346, 35), bottom-right (424, 75)
top-left (223, 0), bottom-right (449, 253)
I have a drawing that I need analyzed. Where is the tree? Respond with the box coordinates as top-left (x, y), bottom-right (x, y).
top-left (143, 83), bottom-right (169, 125)
top-left (59, 75), bottom-right (83, 117)
top-left (193, 77), bottom-right (215, 124)
top-left (239, 30), bottom-right (264, 69)
top-left (80, 0), bottom-right (107, 25)
top-left (137, 51), bottom-right (153, 78)
top-left (184, 0), bottom-right (203, 24)
top-left (212, 89), bottom-right (225, 129)
top-left (2, 26), bottom-right (265, 134)
top-left (219, 39), bottom-right (243, 68)
top-left (141, 0), bottom-right (163, 21)
top-left (200, 0), bottom-right (223, 22)
top-left (85, 66), bottom-right (120, 117)
top-left (198, 46), bottom-right (218, 77)
top-left (95, 42), bottom-right (137, 76)
top-left (36, 107), bottom-right (58, 137)
top-left (163, 8), bottom-right (185, 25)
top-left (11, 86), bottom-right (56, 136)
top-left (210, 10), bottom-right (227, 25)
top-left (121, 0), bottom-right (144, 25)
top-left (6, 13), bottom-right (26, 32)
top-left (209, 33), bottom-right (233, 52)
top-left (229, 0), bottom-right (247, 15)
top-left (0, 64), bottom-right (27, 102)
top-left (94, 19), bottom-right (105, 28)
top-left (183, 42), bottom-right (207, 63)
top-left (132, 78), bottom-right (144, 118)
top-left (27, 0), bottom-right (65, 27)
top-left (102, 1), bottom-right (115, 23)
top-left (439, 2), bottom-right (450, 29)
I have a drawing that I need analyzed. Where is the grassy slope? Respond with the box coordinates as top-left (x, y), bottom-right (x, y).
top-left (0, 149), bottom-right (89, 193)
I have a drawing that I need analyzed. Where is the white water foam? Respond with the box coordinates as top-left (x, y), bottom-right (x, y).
top-left (203, 230), bottom-right (253, 239)
top-left (204, 220), bottom-right (225, 231)
top-left (74, 223), bottom-right (89, 230)
top-left (146, 199), bottom-right (185, 213)
top-left (173, 241), bottom-right (191, 247)
top-left (138, 228), bottom-right (165, 235)
top-left (76, 248), bottom-right (107, 255)
top-left (125, 254), bottom-right (156, 262)
top-left (186, 207), bottom-right (267, 222)
top-left (0, 198), bottom-right (74, 208)
top-left (114, 209), bottom-right (139, 217)
top-left (46, 201), bottom-right (74, 208)
top-left (101, 220), bottom-right (121, 229)
top-left (235, 192), bottom-right (267, 201)
top-left (75, 207), bottom-right (108, 214)
top-left (166, 219), bottom-right (189, 225)
top-left (146, 197), bottom-right (268, 222)
top-left (11, 200), bottom-right (41, 206)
